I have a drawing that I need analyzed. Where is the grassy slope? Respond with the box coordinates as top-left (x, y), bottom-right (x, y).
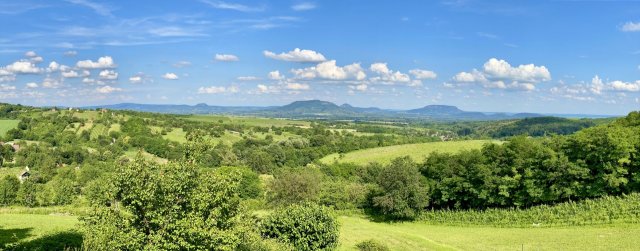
top-left (338, 215), bottom-right (640, 251)
top-left (320, 140), bottom-right (496, 165)
top-left (0, 120), bottom-right (19, 137)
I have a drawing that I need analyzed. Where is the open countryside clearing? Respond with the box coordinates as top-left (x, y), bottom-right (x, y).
top-left (320, 140), bottom-right (497, 165)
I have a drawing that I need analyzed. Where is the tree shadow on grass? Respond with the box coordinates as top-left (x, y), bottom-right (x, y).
top-left (2, 230), bottom-right (82, 251)
top-left (0, 228), bottom-right (33, 247)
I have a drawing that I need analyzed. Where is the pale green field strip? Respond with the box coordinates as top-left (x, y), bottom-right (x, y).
top-left (320, 140), bottom-right (497, 165)
top-left (185, 115), bottom-right (311, 127)
top-left (0, 120), bottom-right (20, 137)
top-left (0, 214), bottom-right (79, 246)
top-left (338, 215), bottom-right (640, 251)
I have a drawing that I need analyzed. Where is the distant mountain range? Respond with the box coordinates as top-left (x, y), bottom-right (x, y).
top-left (82, 100), bottom-right (615, 121)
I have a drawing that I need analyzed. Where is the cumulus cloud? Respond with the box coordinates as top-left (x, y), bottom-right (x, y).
top-left (30, 56), bottom-right (44, 63)
top-left (76, 56), bottom-right (116, 69)
top-left (25, 82), bottom-right (39, 88)
top-left (42, 77), bottom-right (62, 88)
top-left (268, 70), bottom-right (284, 80)
top-left (409, 69), bottom-right (437, 80)
top-left (621, 22), bottom-right (640, 32)
top-left (255, 84), bottom-right (279, 94)
top-left (25, 51), bottom-right (37, 57)
top-left (264, 48), bottom-right (326, 62)
top-left (215, 54), bottom-right (239, 62)
top-left (349, 84), bottom-right (368, 92)
top-left (99, 69), bottom-right (118, 80)
top-left (162, 73), bottom-right (179, 80)
top-left (129, 76), bottom-right (142, 84)
top-left (450, 58), bottom-right (550, 91)
top-left (292, 2), bottom-right (316, 11)
top-left (286, 82), bottom-right (310, 90)
top-left (609, 80), bottom-right (640, 92)
top-left (96, 85), bottom-right (122, 94)
top-left (3, 60), bottom-right (43, 74)
top-left (369, 62), bottom-right (412, 84)
top-left (198, 86), bottom-right (229, 94)
top-left (62, 70), bottom-right (81, 78)
top-left (48, 61), bottom-right (60, 72)
top-left (291, 60), bottom-right (366, 80)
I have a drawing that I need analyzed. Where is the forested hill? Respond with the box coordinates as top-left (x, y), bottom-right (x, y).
top-left (80, 100), bottom-right (615, 121)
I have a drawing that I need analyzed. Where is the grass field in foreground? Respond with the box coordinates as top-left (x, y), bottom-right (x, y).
top-left (0, 214), bottom-right (79, 248)
top-left (320, 140), bottom-right (496, 165)
top-left (1, 213), bottom-right (638, 250)
top-left (338, 215), bottom-right (640, 251)
top-left (0, 120), bottom-right (19, 137)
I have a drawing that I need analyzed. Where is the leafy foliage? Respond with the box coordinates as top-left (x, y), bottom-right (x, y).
top-left (260, 203), bottom-right (339, 251)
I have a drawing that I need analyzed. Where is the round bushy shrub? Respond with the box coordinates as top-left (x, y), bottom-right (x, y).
top-left (260, 203), bottom-right (339, 250)
top-left (356, 239), bottom-right (390, 251)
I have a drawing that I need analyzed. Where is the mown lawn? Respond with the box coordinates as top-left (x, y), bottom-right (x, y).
top-left (0, 120), bottom-right (20, 137)
top-left (338, 215), bottom-right (640, 251)
top-left (0, 214), bottom-right (80, 249)
top-left (320, 140), bottom-right (497, 165)
top-left (2, 213), bottom-right (638, 250)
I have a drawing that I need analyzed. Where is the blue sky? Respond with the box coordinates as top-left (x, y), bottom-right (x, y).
top-left (0, 0), bottom-right (639, 115)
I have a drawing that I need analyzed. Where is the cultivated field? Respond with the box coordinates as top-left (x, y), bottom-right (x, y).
top-left (320, 140), bottom-right (496, 165)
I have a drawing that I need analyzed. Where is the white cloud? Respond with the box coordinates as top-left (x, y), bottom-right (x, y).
top-left (25, 82), bottom-right (38, 88)
top-left (173, 61), bottom-right (192, 68)
top-left (76, 56), bottom-right (116, 69)
top-left (292, 60), bottom-right (366, 80)
top-left (349, 84), bottom-right (368, 92)
top-left (621, 22), bottom-right (640, 32)
top-left (48, 61), bottom-right (60, 72)
top-left (82, 78), bottom-right (95, 84)
top-left (62, 70), bottom-right (81, 78)
top-left (96, 85), bottom-right (122, 94)
top-left (609, 80), bottom-right (640, 92)
top-left (237, 76), bottom-right (259, 81)
top-left (42, 77), bottom-right (62, 88)
top-left (0, 84), bottom-right (16, 91)
top-left (3, 60), bottom-right (43, 74)
top-left (25, 51), bottom-right (37, 57)
top-left (286, 82), bottom-right (310, 90)
top-left (255, 84), bottom-right (279, 94)
top-left (409, 69), bottom-right (437, 80)
top-left (369, 62), bottom-right (412, 84)
top-left (64, 50), bottom-right (78, 57)
top-left (129, 76), bottom-right (142, 84)
top-left (99, 69), bottom-right (118, 80)
top-left (451, 58), bottom-right (550, 91)
top-left (264, 48), bottom-right (326, 63)
top-left (292, 2), bottom-right (316, 11)
top-left (30, 56), bottom-right (43, 63)
top-left (198, 86), bottom-right (227, 94)
top-left (215, 54), bottom-right (239, 62)
top-left (162, 73), bottom-right (179, 80)
top-left (268, 70), bottom-right (284, 80)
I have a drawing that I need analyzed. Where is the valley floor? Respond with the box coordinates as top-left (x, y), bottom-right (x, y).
top-left (2, 213), bottom-right (639, 250)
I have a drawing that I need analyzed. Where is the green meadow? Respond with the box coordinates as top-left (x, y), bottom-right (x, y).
top-left (320, 140), bottom-right (496, 165)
